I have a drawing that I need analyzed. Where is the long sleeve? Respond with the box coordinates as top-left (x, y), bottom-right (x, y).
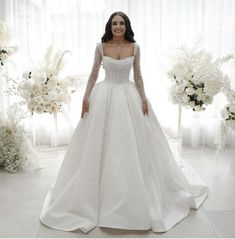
top-left (83, 44), bottom-right (102, 101)
top-left (133, 44), bottom-right (147, 103)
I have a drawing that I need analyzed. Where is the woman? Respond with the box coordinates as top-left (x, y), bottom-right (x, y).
top-left (40, 11), bottom-right (209, 234)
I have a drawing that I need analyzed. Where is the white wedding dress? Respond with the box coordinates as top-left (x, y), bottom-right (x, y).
top-left (39, 42), bottom-right (209, 233)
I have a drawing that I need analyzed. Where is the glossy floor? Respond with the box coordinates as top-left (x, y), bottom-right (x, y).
top-left (0, 146), bottom-right (234, 238)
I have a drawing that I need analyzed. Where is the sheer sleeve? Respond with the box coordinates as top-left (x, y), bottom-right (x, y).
top-left (83, 44), bottom-right (102, 101)
top-left (133, 44), bottom-right (147, 103)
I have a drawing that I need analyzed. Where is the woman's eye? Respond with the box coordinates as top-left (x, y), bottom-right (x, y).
top-left (112, 22), bottom-right (125, 26)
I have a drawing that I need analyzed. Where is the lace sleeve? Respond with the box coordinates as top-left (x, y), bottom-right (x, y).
top-left (133, 44), bottom-right (147, 103)
top-left (83, 44), bottom-right (102, 101)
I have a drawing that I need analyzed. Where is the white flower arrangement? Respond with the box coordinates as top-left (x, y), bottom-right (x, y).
top-left (0, 20), bottom-right (18, 69)
top-left (0, 102), bottom-right (40, 173)
top-left (18, 46), bottom-right (78, 114)
top-left (215, 75), bottom-right (235, 151)
top-left (221, 104), bottom-right (235, 129)
top-left (168, 45), bottom-right (233, 111)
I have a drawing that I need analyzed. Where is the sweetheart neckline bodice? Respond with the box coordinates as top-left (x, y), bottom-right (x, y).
top-left (102, 55), bottom-right (134, 61)
top-left (100, 42), bottom-right (136, 62)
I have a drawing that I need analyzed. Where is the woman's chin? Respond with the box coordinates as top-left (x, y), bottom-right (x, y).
top-left (112, 33), bottom-right (124, 37)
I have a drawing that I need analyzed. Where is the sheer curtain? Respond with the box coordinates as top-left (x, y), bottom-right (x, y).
top-left (1, 0), bottom-right (235, 147)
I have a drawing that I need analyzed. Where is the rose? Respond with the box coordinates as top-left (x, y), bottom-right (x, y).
top-left (0, 52), bottom-right (9, 61)
top-left (195, 88), bottom-right (203, 94)
top-left (185, 87), bottom-right (195, 95)
top-left (182, 93), bottom-right (190, 103)
top-left (175, 84), bottom-right (185, 93)
top-left (229, 105), bottom-right (235, 113)
top-left (204, 96), bottom-right (213, 105)
top-left (197, 93), bottom-right (206, 101)
top-left (194, 105), bottom-right (203, 111)
top-left (188, 101), bottom-right (195, 108)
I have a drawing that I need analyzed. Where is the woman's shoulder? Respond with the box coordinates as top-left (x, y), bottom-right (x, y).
top-left (133, 42), bottom-right (139, 49)
top-left (95, 42), bottom-right (103, 54)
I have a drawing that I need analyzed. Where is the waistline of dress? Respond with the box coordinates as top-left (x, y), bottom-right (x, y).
top-left (103, 77), bottom-right (131, 84)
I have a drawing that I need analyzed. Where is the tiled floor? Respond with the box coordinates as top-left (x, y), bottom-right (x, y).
top-left (0, 146), bottom-right (235, 238)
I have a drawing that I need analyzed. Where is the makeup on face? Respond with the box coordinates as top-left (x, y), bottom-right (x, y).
top-left (111, 15), bottom-right (126, 35)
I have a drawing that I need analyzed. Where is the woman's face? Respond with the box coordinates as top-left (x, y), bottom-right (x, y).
top-left (111, 15), bottom-right (126, 37)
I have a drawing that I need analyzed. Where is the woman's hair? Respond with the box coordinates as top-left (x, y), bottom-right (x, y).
top-left (101, 11), bottom-right (136, 43)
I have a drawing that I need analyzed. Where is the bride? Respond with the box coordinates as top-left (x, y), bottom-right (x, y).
top-left (39, 11), bottom-right (209, 233)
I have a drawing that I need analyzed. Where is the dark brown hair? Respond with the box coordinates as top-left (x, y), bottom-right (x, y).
top-left (101, 11), bottom-right (136, 43)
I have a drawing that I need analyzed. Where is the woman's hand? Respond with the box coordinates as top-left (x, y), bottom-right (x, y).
top-left (142, 100), bottom-right (149, 116)
top-left (81, 99), bottom-right (89, 118)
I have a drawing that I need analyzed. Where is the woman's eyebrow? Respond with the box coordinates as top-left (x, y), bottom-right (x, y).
top-left (112, 20), bottom-right (125, 23)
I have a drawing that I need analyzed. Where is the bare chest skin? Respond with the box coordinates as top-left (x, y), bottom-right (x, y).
top-left (102, 42), bottom-right (135, 60)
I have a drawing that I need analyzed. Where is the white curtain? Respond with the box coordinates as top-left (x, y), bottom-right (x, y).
top-left (1, 0), bottom-right (235, 148)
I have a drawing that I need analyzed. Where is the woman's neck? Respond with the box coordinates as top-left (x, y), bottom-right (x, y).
top-left (110, 36), bottom-right (126, 44)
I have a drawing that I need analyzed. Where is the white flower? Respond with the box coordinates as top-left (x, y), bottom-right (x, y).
top-left (168, 44), bottom-right (232, 112)
top-left (195, 88), bottom-right (203, 94)
top-left (175, 84), bottom-right (185, 93)
top-left (194, 105), bottom-right (203, 111)
top-left (0, 52), bottom-right (8, 60)
top-left (221, 108), bottom-right (229, 119)
top-left (188, 101), bottom-right (195, 108)
top-left (0, 103), bottom-right (37, 173)
top-left (197, 93), bottom-right (206, 101)
top-left (0, 21), bottom-right (13, 46)
top-left (36, 106), bottom-right (44, 113)
top-left (34, 96), bottom-right (44, 104)
top-left (47, 92), bottom-right (58, 101)
top-left (229, 105), bottom-right (235, 113)
top-left (185, 87), bottom-right (195, 95)
top-left (217, 102), bottom-right (235, 151)
top-left (182, 93), bottom-right (190, 103)
top-left (227, 120), bottom-right (235, 129)
top-left (22, 71), bottom-right (30, 79)
top-left (9, 47), bottom-right (80, 114)
top-left (0, 21), bottom-right (17, 68)
top-left (204, 96), bottom-right (213, 105)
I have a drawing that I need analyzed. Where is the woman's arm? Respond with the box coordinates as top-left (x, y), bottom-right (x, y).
top-left (83, 44), bottom-right (102, 101)
top-left (133, 44), bottom-right (147, 103)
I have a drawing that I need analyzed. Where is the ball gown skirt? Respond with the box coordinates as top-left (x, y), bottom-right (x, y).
top-left (39, 53), bottom-right (209, 234)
